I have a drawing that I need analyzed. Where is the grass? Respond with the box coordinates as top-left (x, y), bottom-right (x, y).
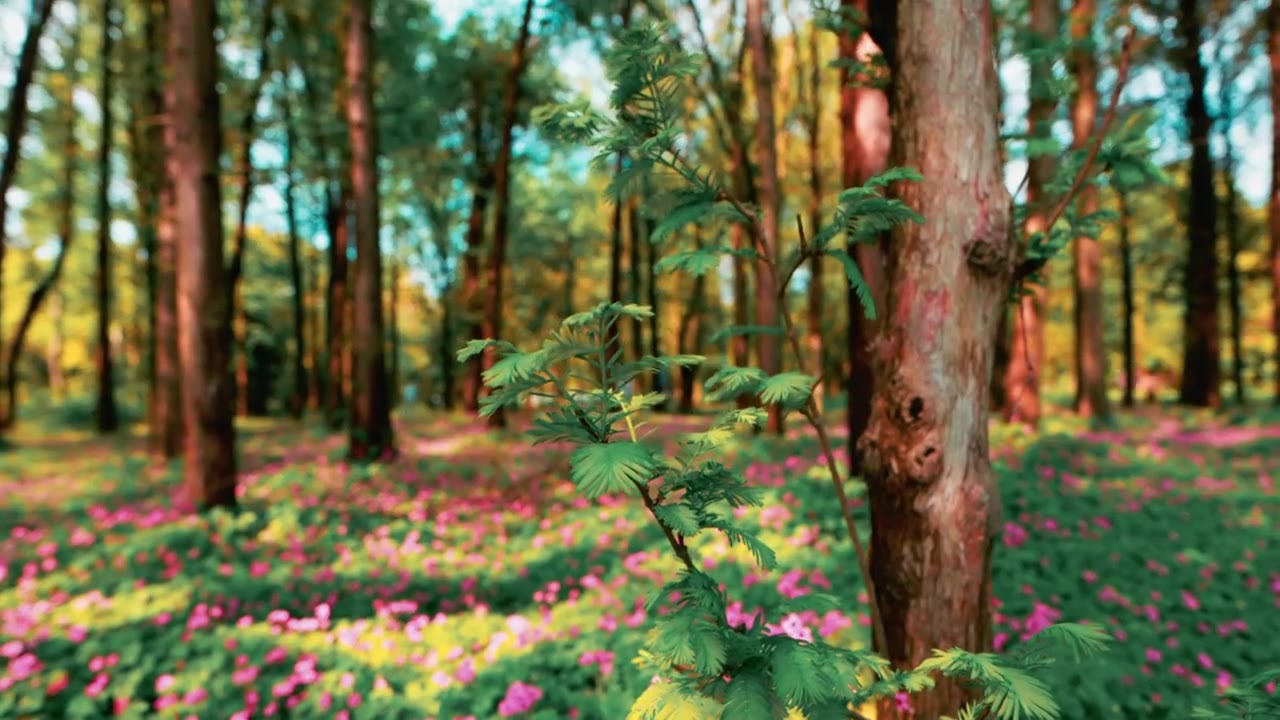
top-left (1, 406), bottom-right (1277, 719)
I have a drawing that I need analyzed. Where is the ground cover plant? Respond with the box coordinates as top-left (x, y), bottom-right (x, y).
top-left (2, 412), bottom-right (1278, 718)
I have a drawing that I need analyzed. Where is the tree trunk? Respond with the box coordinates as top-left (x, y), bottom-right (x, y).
top-left (0, 0), bottom-right (56, 428)
top-left (346, 0), bottom-right (394, 459)
top-left (804, 18), bottom-right (825, 412)
top-left (1005, 0), bottom-right (1061, 427)
top-left (1177, 0), bottom-right (1221, 407)
top-left (326, 185), bottom-right (351, 426)
top-left (842, 0), bottom-right (890, 476)
top-left (643, 197), bottom-right (668, 410)
top-left (151, 0), bottom-right (183, 458)
top-left (441, 284), bottom-right (457, 410)
top-left (169, 0), bottom-right (237, 508)
top-left (481, 0), bottom-right (536, 430)
top-left (745, 0), bottom-right (784, 435)
top-left (627, 201), bottom-right (646, 379)
top-left (388, 246), bottom-right (400, 406)
top-left (461, 73), bottom-right (492, 415)
top-left (282, 85), bottom-right (308, 418)
top-left (1118, 190), bottom-right (1137, 408)
top-left (678, 226), bottom-right (707, 414)
top-left (1, 17), bottom-right (76, 430)
top-left (1, 44), bottom-right (77, 427)
top-left (606, 2), bottom-right (633, 360)
top-left (1069, 0), bottom-right (1109, 420)
top-left (94, 0), bottom-right (120, 434)
top-left (858, 0), bottom-right (1010, 715)
top-left (1271, 0), bottom-right (1280, 405)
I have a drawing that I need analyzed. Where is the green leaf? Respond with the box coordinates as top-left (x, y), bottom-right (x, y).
top-left (653, 503), bottom-right (701, 536)
top-left (826, 248), bottom-right (876, 320)
top-left (863, 166), bottom-right (923, 188)
top-left (655, 247), bottom-right (728, 276)
top-left (758, 372), bottom-right (816, 409)
top-left (770, 641), bottom-right (831, 707)
top-left (703, 366), bottom-right (768, 401)
top-left (709, 324), bottom-right (785, 343)
top-left (569, 442), bottom-right (658, 499)
top-left (723, 664), bottom-right (786, 720)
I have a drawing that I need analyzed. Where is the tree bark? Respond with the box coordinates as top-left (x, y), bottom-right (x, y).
top-left (346, 0), bottom-right (394, 459)
top-left (169, 0), bottom-right (237, 508)
top-left (1069, 0), bottom-right (1109, 420)
top-left (326, 184), bottom-right (351, 426)
top-left (0, 0), bottom-right (56, 428)
top-left (1271, 0), bottom-right (1280, 405)
top-left (460, 72), bottom-right (492, 415)
top-left (388, 245), bottom-right (400, 406)
top-left (94, 0), bottom-right (120, 434)
top-left (481, 0), bottom-right (537, 430)
top-left (643, 195), bottom-right (668, 410)
top-left (804, 17), bottom-right (825, 410)
top-left (1118, 189), bottom-right (1137, 407)
top-left (226, 0), bottom-right (276, 417)
top-left (745, 0), bottom-right (784, 435)
top-left (282, 84), bottom-right (308, 418)
top-left (678, 227), bottom-right (707, 414)
top-left (628, 201), bottom-right (646, 379)
top-left (151, 0), bottom-right (183, 458)
top-left (1177, 0), bottom-right (1221, 407)
top-left (841, 0), bottom-right (890, 476)
top-left (857, 0), bottom-right (1010, 716)
top-left (1, 32), bottom-right (78, 429)
top-left (1004, 0), bottom-right (1060, 427)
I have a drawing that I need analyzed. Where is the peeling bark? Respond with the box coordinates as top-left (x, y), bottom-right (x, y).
top-left (857, 1), bottom-right (1011, 715)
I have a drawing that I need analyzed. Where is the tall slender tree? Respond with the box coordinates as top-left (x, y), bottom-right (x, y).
top-left (226, 0), bottom-right (277, 416)
top-left (1218, 67), bottom-right (1244, 404)
top-left (94, 0), bottom-right (120, 433)
top-left (841, 0), bottom-right (890, 475)
top-left (346, 0), bottom-right (394, 459)
top-left (282, 82), bottom-right (309, 418)
top-left (481, 0), bottom-right (538, 429)
top-left (1118, 188), bottom-right (1137, 407)
top-left (169, 0), bottom-right (237, 507)
top-left (1176, 0), bottom-right (1221, 407)
top-left (2, 21), bottom-right (79, 430)
top-left (0, 0), bottom-right (57, 429)
top-left (1070, 0), bottom-right (1109, 419)
top-left (746, 0), bottom-right (784, 434)
top-left (1270, 0), bottom-right (1280, 404)
top-left (859, 0), bottom-right (1011, 716)
top-left (1005, 0), bottom-right (1062, 428)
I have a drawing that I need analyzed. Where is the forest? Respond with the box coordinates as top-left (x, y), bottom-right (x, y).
top-left (1, 0), bottom-right (1278, 717)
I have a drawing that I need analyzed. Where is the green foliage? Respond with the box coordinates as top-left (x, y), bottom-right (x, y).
top-left (474, 21), bottom-right (1115, 720)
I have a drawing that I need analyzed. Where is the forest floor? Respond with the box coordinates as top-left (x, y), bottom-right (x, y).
top-left (1, 406), bottom-right (1278, 719)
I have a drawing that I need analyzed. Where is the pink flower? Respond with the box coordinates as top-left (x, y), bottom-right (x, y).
top-left (497, 681), bottom-right (544, 717)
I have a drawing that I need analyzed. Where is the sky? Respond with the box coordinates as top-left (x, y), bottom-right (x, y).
top-left (0, 0), bottom-right (1273, 264)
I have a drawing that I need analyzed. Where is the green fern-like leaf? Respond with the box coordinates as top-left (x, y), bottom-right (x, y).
top-left (703, 366), bottom-right (768, 401)
top-left (758, 372), bottom-right (816, 409)
top-left (653, 503), bottom-right (701, 537)
top-left (570, 442), bottom-right (658, 499)
top-left (827, 248), bottom-right (876, 320)
top-left (770, 641), bottom-right (831, 708)
top-left (724, 664), bottom-right (786, 720)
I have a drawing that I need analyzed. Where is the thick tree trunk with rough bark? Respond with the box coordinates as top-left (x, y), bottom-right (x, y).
top-left (169, 0), bottom-right (237, 508)
top-left (1069, 0), bottom-right (1109, 419)
top-left (745, 0), bottom-right (784, 435)
top-left (842, 0), bottom-right (890, 476)
top-left (1005, 0), bottom-right (1061, 427)
top-left (94, 0), bottom-right (120, 434)
top-left (1177, 0), bottom-right (1221, 407)
top-left (857, 1), bottom-right (1010, 716)
top-left (326, 184), bottom-right (351, 426)
top-left (1269, 0), bottom-right (1279, 404)
top-left (1219, 84), bottom-right (1244, 404)
top-left (346, 0), bottom-right (394, 459)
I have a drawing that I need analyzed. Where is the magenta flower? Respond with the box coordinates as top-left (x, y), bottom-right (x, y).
top-left (497, 681), bottom-right (544, 717)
